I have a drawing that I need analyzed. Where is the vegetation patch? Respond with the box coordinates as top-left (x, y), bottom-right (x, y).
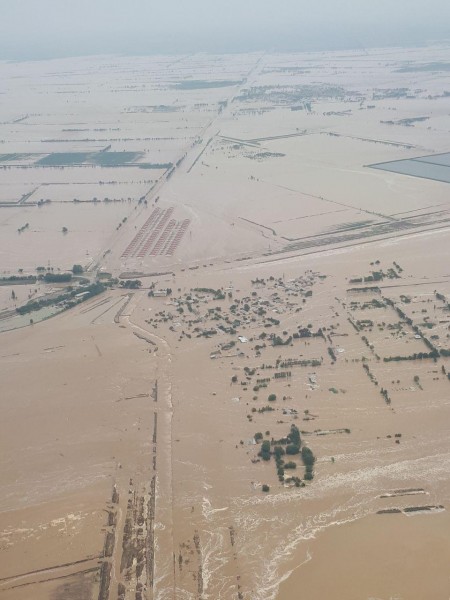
top-left (173, 80), bottom-right (242, 90)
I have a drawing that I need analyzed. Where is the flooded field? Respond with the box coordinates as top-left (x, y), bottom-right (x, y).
top-left (370, 152), bottom-right (450, 183)
top-left (0, 202), bottom-right (143, 271)
top-left (0, 43), bottom-right (449, 599)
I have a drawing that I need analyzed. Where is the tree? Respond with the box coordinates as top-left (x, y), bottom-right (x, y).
top-left (273, 446), bottom-right (285, 458)
top-left (62, 226), bottom-right (68, 233)
top-left (260, 440), bottom-right (271, 461)
top-left (288, 425), bottom-right (301, 447)
top-left (120, 279), bottom-right (142, 289)
top-left (301, 446), bottom-right (315, 466)
top-left (268, 393), bottom-right (276, 402)
top-left (262, 484), bottom-right (270, 492)
top-left (284, 461), bottom-right (297, 469)
top-left (44, 272), bottom-right (72, 283)
top-left (72, 264), bottom-right (83, 274)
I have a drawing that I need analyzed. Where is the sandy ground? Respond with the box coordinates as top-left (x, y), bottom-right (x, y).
top-left (0, 44), bottom-right (450, 600)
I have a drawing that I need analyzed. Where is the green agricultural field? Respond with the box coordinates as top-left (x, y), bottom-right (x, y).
top-left (35, 151), bottom-right (143, 167)
top-left (90, 151), bottom-right (142, 166)
top-left (173, 79), bottom-right (242, 90)
top-left (36, 152), bottom-right (93, 166)
top-left (0, 153), bottom-right (35, 162)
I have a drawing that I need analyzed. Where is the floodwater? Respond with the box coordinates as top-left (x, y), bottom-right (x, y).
top-left (1, 43), bottom-right (450, 600)
top-left (371, 156), bottom-right (450, 183)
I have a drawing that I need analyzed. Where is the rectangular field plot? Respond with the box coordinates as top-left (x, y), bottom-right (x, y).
top-left (36, 152), bottom-right (92, 166)
top-left (274, 211), bottom-right (384, 241)
top-left (392, 292), bottom-right (450, 353)
top-left (0, 203), bottom-right (131, 271)
top-left (121, 206), bottom-right (190, 259)
top-left (0, 167), bottom-right (162, 208)
top-left (0, 183), bottom-right (36, 204)
top-left (360, 358), bottom-right (449, 412)
top-left (36, 151), bottom-right (144, 167)
top-left (0, 153), bottom-right (38, 165)
top-left (353, 320), bottom-right (424, 357)
top-left (347, 295), bottom-right (434, 359)
top-left (414, 153), bottom-right (450, 167)
top-left (27, 182), bottom-right (152, 203)
top-left (369, 153), bottom-right (450, 184)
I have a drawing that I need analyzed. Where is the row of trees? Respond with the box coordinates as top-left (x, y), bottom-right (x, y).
top-left (256, 425), bottom-right (316, 485)
top-left (17, 281), bottom-right (105, 315)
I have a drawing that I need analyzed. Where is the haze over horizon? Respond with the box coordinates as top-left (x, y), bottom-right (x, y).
top-left (1, 0), bottom-right (450, 60)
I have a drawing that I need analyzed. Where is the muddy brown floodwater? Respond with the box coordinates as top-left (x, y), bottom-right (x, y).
top-left (1, 44), bottom-right (450, 600)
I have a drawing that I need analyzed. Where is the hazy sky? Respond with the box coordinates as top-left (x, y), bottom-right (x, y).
top-left (1, 0), bottom-right (449, 59)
